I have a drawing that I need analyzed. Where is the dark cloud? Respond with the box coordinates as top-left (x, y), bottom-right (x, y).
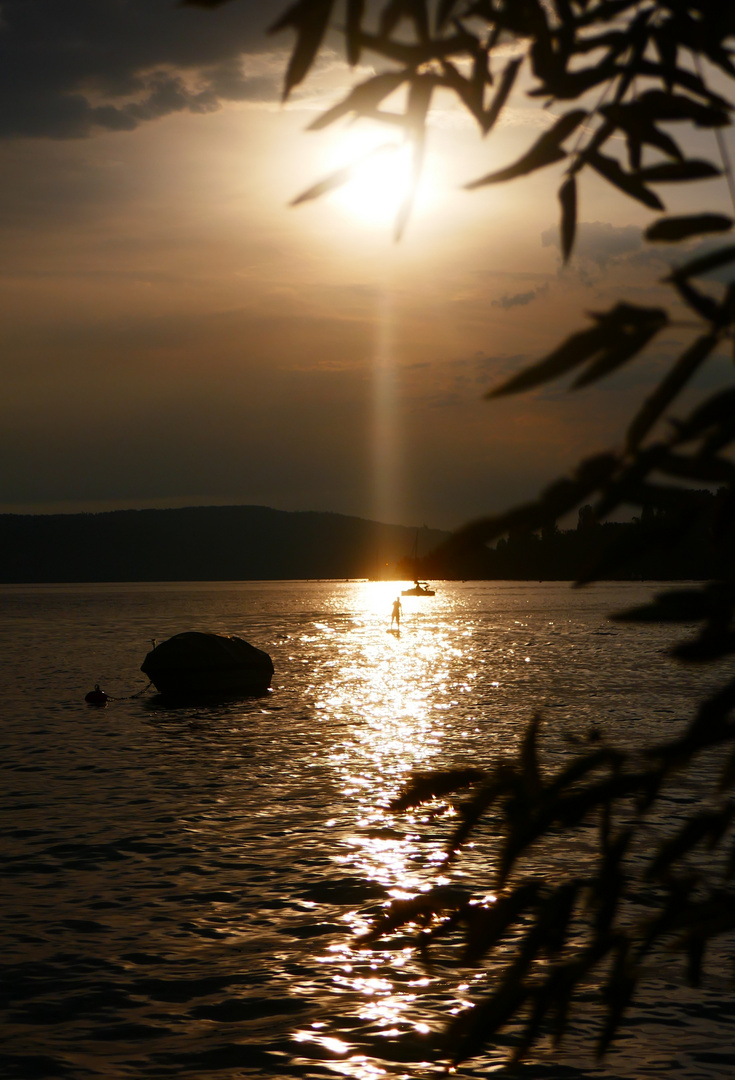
top-left (491, 283), bottom-right (549, 310)
top-left (0, 0), bottom-right (277, 139)
top-left (542, 220), bottom-right (642, 268)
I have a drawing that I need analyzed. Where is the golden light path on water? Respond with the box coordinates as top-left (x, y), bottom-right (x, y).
top-left (291, 582), bottom-right (490, 1079)
top-left (282, 580), bottom-right (735, 1079)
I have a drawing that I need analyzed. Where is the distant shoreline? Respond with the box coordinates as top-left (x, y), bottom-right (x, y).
top-left (0, 505), bottom-right (448, 585)
top-left (0, 499), bottom-right (720, 584)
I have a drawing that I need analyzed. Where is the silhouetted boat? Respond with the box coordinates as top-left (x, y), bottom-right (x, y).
top-left (402, 581), bottom-right (435, 597)
top-left (141, 632), bottom-right (273, 698)
top-left (403, 529), bottom-right (435, 596)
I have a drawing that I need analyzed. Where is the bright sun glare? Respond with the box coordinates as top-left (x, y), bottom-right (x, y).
top-left (327, 129), bottom-right (434, 227)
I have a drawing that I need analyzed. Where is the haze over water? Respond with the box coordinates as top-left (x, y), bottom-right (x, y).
top-left (2, 580), bottom-right (734, 1080)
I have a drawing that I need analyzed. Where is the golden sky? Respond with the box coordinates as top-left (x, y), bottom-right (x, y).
top-left (1, 1), bottom-right (732, 528)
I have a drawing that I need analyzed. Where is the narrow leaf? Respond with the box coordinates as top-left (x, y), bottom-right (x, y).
top-left (654, 451), bottom-right (735, 485)
top-left (635, 62), bottom-right (731, 112)
top-left (362, 886), bottom-right (471, 943)
top-left (686, 937), bottom-right (705, 987)
top-left (437, 61), bottom-right (482, 125)
top-left (481, 57), bottom-right (522, 134)
top-left (559, 175), bottom-right (577, 263)
top-left (546, 748), bottom-right (626, 804)
top-left (449, 974), bottom-right (528, 1066)
top-left (634, 125), bottom-right (683, 162)
top-left (308, 72), bottom-right (406, 130)
top-left (448, 768), bottom-right (517, 852)
top-left (520, 715), bottom-right (543, 798)
top-left (469, 44), bottom-right (491, 114)
top-left (600, 103), bottom-right (685, 163)
top-left (597, 941), bottom-right (635, 1056)
top-left (351, 27), bottom-right (472, 69)
top-left (491, 305), bottom-right (667, 396)
top-left (673, 387), bottom-right (735, 443)
top-left (572, 305), bottom-right (668, 388)
top-left (463, 884), bottom-right (540, 963)
top-left (379, 0), bottom-right (429, 41)
top-left (613, 588), bottom-right (716, 624)
top-left (290, 143), bottom-right (398, 205)
top-left (671, 633), bottom-right (735, 663)
top-left (646, 214), bottom-right (733, 242)
top-left (389, 767), bottom-right (487, 812)
top-left (588, 151), bottom-right (664, 210)
top-left (648, 809), bottom-right (734, 879)
top-left (670, 278), bottom-right (720, 322)
top-left (572, 325), bottom-right (663, 389)
top-left (635, 89), bottom-right (729, 128)
top-left (487, 326), bottom-right (607, 397)
top-left (638, 160), bottom-right (720, 182)
top-left (346, 0), bottom-right (364, 65)
top-left (466, 110), bottom-right (587, 189)
top-left (394, 76), bottom-right (434, 241)
top-left (379, 0), bottom-right (410, 37)
top-left (511, 985), bottom-right (552, 1063)
top-left (668, 244), bottom-right (735, 281)
top-left (437, 0), bottom-right (461, 29)
top-left (269, 0), bottom-right (334, 100)
top-left (529, 60), bottom-right (621, 101)
top-left (653, 22), bottom-right (678, 89)
top-left (627, 333), bottom-right (720, 451)
top-left (439, 453), bottom-right (618, 559)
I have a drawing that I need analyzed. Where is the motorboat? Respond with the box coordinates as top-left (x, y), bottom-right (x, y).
top-left (141, 632), bottom-right (273, 698)
top-left (402, 581), bottom-right (436, 597)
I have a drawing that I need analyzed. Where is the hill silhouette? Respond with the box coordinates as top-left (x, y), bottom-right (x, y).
top-left (0, 506), bottom-right (447, 584)
top-left (2, 494), bottom-right (725, 585)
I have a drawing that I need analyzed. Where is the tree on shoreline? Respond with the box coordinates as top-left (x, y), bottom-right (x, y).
top-left (402, 486), bottom-right (732, 580)
top-left (193, 0), bottom-right (735, 1068)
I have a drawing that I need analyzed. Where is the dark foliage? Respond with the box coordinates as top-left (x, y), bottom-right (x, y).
top-left (403, 488), bottom-right (735, 583)
top-left (191, 0), bottom-right (735, 1068)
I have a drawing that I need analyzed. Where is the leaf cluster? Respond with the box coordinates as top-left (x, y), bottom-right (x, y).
top-left (190, 0), bottom-right (733, 244)
top-left (381, 704), bottom-right (735, 1065)
top-left (189, 0), bottom-right (735, 1070)
top-left (246, 1), bottom-right (735, 1066)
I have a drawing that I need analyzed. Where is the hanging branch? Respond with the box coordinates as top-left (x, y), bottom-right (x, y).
top-left (189, 0), bottom-right (735, 1067)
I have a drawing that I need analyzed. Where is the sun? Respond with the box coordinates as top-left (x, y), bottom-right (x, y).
top-left (324, 128), bottom-right (434, 228)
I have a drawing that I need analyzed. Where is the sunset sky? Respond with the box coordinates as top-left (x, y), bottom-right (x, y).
top-left (2, 0), bottom-right (733, 529)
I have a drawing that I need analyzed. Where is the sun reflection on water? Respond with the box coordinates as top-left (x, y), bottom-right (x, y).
top-left (293, 582), bottom-right (478, 1075)
top-left (320, 584), bottom-right (459, 872)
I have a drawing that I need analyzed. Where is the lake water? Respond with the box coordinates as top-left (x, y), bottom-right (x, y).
top-left (2, 580), bottom-right (734, 1080)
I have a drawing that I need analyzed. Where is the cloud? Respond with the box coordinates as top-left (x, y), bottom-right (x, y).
top-left (491, 283), bottom-right (549, 310)
top-left (542, 220), bottom-right (642, 268)
top-left (0, 0), bottom-right (277, 139)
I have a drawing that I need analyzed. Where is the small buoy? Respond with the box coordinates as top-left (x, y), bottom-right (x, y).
top-left (85, 684), bottom-right (108, 706)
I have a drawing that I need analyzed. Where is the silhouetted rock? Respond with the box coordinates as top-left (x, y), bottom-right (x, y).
top-left (141, 632), bottom-right (273, 698)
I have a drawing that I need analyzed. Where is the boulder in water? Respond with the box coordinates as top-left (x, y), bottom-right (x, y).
top-left (141, 632), bottom-right (273, 698)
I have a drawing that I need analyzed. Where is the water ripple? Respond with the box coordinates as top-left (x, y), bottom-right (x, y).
top-left (1, 581), bottom-right (733, 1079)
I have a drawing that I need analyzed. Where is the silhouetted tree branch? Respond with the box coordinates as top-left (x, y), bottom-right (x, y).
top-left (190, 0), bottom-right (735, 1067)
